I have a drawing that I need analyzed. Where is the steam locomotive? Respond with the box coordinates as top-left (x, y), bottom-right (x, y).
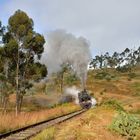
top-left (78, 89), bottom-right (92, 109)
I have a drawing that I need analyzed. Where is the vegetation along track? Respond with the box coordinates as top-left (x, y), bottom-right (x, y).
top-left (0, 109), bottom-right (86, 140)
top-left (0, 96), bottom-right (139, 140)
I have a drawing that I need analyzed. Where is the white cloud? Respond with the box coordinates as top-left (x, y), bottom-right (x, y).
top-left (0, 0), bottom-right (140, 56)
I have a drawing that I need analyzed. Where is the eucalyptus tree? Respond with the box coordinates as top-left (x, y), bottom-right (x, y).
top-left (0, 47), bottom-right (4, 72)
top-left (89, 58), bottom-right (98, 69)
top-left (124, 48), bottom-right (130, 55)
top-left (56, 64), bottom-right (70, 94)
top-left (124, 49), bottom-right (137, 71)
top-left (136, 47), bottom-right (140, 66)
top-left (0, 21), bottom-right (5, 41)
top-left (3, 10), bottom-right (47, 114)
top-left (121, 48), bottom-right (130, 64)
top-left (117, 47), bottom-right (138, 72)
top-left (107, 56), bottom-right (115, 68)
top-left (0, 74), bottom-right (13, 113)
top-left (95, 54), bottom-right (105, 69)
top-left (104, 52), bottom-right (110, 68)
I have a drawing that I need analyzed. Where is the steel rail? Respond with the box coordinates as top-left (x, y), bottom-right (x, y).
top-left (0, 109), bottom-right (86, 140)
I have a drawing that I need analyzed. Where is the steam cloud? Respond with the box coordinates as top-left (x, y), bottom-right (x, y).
top-left (65, 86), bottom-right (80, 104)
top-left (41, 30), bottom-right (91, 89)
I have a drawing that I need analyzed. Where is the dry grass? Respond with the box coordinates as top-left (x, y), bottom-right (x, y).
top-left (31, 127), bottom-right (56, 140)
top-left (31, 107), bottom-right (126, 140)
top-left (1, 68), bottom-right (140, 139)
top-left (31, 68), bottom-right (140, 140)
top-left (86, 69), bottom-right (140, 106)
top-left (0, 103), bottom-right (80, 134)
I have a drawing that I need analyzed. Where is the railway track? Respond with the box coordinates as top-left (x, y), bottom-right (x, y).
top-left (0, 96), bottom-right (139, 140)
top-left (0, 109), bottom-right (86, 140)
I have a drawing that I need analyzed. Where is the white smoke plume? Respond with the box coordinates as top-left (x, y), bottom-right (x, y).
top-left (65, 86), bottom-right (80, 104)
top-left (41, 29), bottom-right (91, 89)
top-left (91, 98), bottom-right (97, 107)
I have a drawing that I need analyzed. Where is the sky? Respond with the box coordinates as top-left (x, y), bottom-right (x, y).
top-left (0, 0), bottom-right (140, 57)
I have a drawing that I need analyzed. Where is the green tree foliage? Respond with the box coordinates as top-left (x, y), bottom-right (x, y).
top-left (0, 74), bottom-right (13, 113)
top-left (55, 64), bottom-right (70, 94)
top-left (0, 10), bottom-right (47, 114)
top-left (0, 21), bottom-right (5, 38)
top-left (52, 64), bottom-right (76, 94)
top-left (89, 58), bottom-right (98, 69)
top-left (89, 47), bottom-right (140, 71)
top-left (95, 54), bottom-right (105, 69)
top-left (65, 74), bottom-right (78, 85)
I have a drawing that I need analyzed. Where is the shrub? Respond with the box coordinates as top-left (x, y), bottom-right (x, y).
top-left (105, 75), bottom-right (112, 81)
top-left (100, 92), bottom-right (104, 95)
top-left (116, 65), bottom-right (131, 73)
top-left (128, 73), bottom-right (136, 79)
top-left (94, 71), bottom-right (116, 81)
top-left (128, 77), bottom-right (132, 81)
top-left (94, 71), bottom-right (109, 79)
top-left (127, 73), bottom-right (136, 81)
top-left (103, 99), bottom-right (124, 111)
top-left (133, 92), bottom-right (140, 96)
top-left (109, 111), bottom-right (140, 140)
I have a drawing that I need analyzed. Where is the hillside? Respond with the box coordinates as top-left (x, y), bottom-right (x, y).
top-left (31, 67), bottom-right (140, 140)
top-left (0, 67), bottom-right (139, 139)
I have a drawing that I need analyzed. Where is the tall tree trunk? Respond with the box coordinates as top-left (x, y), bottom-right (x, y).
top-left (16, 47), bottom-right (20, 116)
top-left (60, 73), bottom-right (64, 94)
top-left (1, 92), bottom-right (4, 107)
top-left (0, 91), bottom-right (2, 107)
top-left (19, 94), bottom-right (23, 112)
top-left (16, 94), bottom-right (20, 115)
top-left (4, 60), bottom-right (9, 79)
top-left (2, 96), bottom-right (8, 114)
